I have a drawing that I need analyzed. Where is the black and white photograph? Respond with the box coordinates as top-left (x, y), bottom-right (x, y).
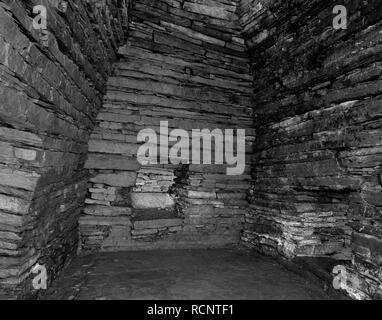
top-left (0, 0), bottom-right (381, 306)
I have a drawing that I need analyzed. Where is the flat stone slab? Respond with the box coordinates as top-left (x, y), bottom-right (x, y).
top-left (131, 193), bottom-right (175, 209)
top-left (84, 205), bottom-right (133, 217)
top-left (90, 172), bottom-right (137, 187)
top-left (79, 216), bottom-right (132, 227)
top-left (133, 218), bottom-right (183, 230)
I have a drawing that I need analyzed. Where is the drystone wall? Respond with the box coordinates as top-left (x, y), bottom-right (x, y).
top-left (81, 0), bottom-right (255, 251)
top-left (238, 0), bottom-right (382, 299)
top-left (0, 0), bottom-right (130, 299)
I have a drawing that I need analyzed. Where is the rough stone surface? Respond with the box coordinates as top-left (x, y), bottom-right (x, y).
top-left (0, 0), bottom-right (130, 299)
top-left (238, 0), bottom-right (382, 300)
top-left (0, 0), bottom-right (381, 301)
top-left (81, 0), bottom-right (255, 252)
top-left (43, 248), bottom-right (333, 300)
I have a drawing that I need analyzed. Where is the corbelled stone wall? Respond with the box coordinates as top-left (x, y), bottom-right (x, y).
top-left (1, 0), bottom-right (380, 301)
top-left (0, 0), bottom-right (130, 299)
top-left (238, 0), bottom-right (382, 299)
top-left (81, 0), bottom-right (255, 251)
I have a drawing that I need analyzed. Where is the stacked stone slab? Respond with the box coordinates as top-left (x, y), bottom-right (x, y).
top-left (238, 0), bottom-right (382, 299)
top-left (81, 0), bottom-right (255, 251)
top-left (134, 167), bottom-right (176, 193)
top-left (0, 0), bottom-right (130, 299)
top-left (4, 0), bottom-right (380, 302)
top-left (171, 164), bottom-right (252, 242)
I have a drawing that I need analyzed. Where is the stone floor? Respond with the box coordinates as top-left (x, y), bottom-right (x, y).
top-left (44, 247), bottom-right (333, 300)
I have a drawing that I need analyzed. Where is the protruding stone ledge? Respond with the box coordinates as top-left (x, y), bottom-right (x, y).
top-left (131, 193), bottom-right (176, 209)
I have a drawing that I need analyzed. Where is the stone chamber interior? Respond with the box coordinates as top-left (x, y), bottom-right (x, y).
top-left (0, 0), bottom-right (381, 300)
